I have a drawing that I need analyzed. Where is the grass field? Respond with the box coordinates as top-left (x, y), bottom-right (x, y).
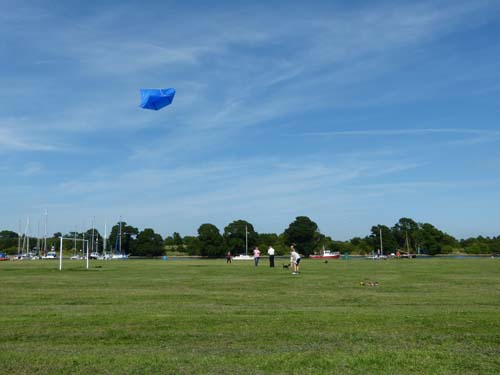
top-left (1, 258), bottom-right (499, 374)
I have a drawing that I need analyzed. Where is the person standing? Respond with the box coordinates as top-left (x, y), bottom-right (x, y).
top-left (253, 246), bottom-right (261, 266)
top-left (290, 245), bottom-right (301, 275)
top-left (267, 245), bottom-right (275, 268)
top-left (226, 251), bottom-right (232, 264)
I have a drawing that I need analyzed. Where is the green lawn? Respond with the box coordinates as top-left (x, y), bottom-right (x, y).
top-left (1, 258), bottom-right (499, 374)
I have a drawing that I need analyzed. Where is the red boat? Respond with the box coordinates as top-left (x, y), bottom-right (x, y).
top-left (309, 249), bottom-right (340, 259)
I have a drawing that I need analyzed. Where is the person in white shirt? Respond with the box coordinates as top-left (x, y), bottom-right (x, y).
top-left (267, 246), bottom-right (275, 268)
top-left (290, 245), bottom-right (301, 274)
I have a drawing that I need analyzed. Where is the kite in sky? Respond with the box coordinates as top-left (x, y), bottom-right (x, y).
top-left (140, 88), bottom-right (176, 110)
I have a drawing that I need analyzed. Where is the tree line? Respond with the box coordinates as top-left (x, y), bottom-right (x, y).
top-left (1, 217), bottom-right (498, 257)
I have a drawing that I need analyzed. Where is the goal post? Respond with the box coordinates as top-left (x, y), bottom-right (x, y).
top-left (59, 236), bottom-right (89, 271)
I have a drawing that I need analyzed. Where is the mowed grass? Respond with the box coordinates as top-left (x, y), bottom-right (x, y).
top-left (0, 258), bottom-right (499, 374)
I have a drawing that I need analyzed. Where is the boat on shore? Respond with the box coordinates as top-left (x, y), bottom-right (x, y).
top-left (42, 251), bottom-right (57, 259)
top-left (310, 249), bottom-right (340, 259)
top-left (111, 253), bottom-right (128, 260)
top-left (366, 254), bottom-right (388, 260)
top-left (232, 254), bottom-right (254, 260)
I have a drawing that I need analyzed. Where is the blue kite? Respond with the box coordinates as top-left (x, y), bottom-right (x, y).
top-left (140, 88), bottom-right (176, 110)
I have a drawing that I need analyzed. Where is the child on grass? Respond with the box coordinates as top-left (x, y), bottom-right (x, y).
top-left (290, 245), bottom-right (301, 274)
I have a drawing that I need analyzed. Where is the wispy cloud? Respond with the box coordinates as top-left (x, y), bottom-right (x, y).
top-left (56, 154), bottom-right (423, 211)
top-left (0, 126), bottom-right (56, 152)
top-left (19, 161), bottom-right (45, 176)
top-left (302, 128), bottom-right (500, 137)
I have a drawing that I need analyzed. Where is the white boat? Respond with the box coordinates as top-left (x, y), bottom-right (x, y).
top-left (366, 254), bottom-right (388, 260)
top-left (231, 225), bottom-right (254, 260)
top-left (111, 253), bottom-right (128, 260)
top-left (366, 226), bottom-right (387, 260)
top-left (42, 251), bottom-right (57, 259)
top-left (110, 220), bottom-right (128, 259)
top-left (232, 254), bottom-right (254, 260)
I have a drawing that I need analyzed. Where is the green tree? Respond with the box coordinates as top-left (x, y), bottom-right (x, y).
top-left (198, 224), bottom-right (224, 257)
top-left (419, 223), bottom-right (447, 255)
top-left (350, 237), bottom-right (372, 255)
top-left (164, 232), bottom-right (186, 253)
top-left (490, 236), bottom-right (500, 254)
top-left (392, 218), bottom-right (420, 252)
top-left (0, 230), bottom-right (18, 239)
top-left (223, 220), bottom-right (258, 255)
top-left (81, 228), bottom-right (103, 253)
top-left (0, 230), bottom-right (19, 253)
top-left (172, 232), bottom-right (183, 246)
top-left (258, 232), bottom-right (291, 255)
top-left (164, 235), bottom-right (174, 246)
top-left (369, 225), bottom-right (397, 254)
top-left (135, 228), bottom-right (164, 257)
top-left (463, 241), bottom-right (489, 254)
top-left (314, 234), bottom-right (334, 254)
top-left (109, 222), bottom-right (138, 255)
top-left (183, 236), bottom-right (201, 255)
top-left (330, 240), bottom-right (357, 254)
top-left (283, 216), bottom-right (320, 256)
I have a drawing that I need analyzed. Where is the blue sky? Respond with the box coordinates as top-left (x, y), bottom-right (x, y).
top-left (1, 0), bottom-right (499, 240)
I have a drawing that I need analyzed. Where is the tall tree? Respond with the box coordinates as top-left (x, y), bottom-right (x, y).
top-left (223, 220), bottom-right (258, 255)
top-left (172, 232), bottom-right (183, 246)
top-left (350, 237), bottom-right (372, 254)
top-left (369, 225), bottom-right (397, 254)
top-left (0, 230), bottom-right (19, 252)
top-left (257, 233), bottom-right (284, 253)
top-left (198, 224), bottom-right (224, 257)
top-left (283, 216), bottom-right (320, 256)
top-left (109, 222), bottom-right (138, 255)
top-left (418, 223), bottom-right (458, 255)
top-left (82, 228), bottom-right (103, 253)
top-left (135, 228), bottom-right (164, 257)
top-left (183, 236), bottom-right (201, 255)
top-left (392, 217), bottom-right (420, 252)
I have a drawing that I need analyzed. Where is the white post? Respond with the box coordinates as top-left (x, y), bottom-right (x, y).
top-left (103, 221), bottom-right (107, 258)
top-left (59, 236), bottom-right (63, 271)
top-left (86, 240), bottom-right (89, 269)
top-left (91, 217), bottom-right (95, 254)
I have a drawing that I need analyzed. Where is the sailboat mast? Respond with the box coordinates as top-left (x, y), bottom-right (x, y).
top-left (245, 225), bottom-right (248, 256)
top-left (119, 220), bottom-right (122, 254)
top-left (18, 219), bottom-right (21, 256)
top-left (103, 221), bottom-right (107, 257)
top-left (26, 217), bottom-right (30, 255)
top-left (43, 209), bottom-right (48, 255)
top-left (91, 217), bottom-right (95, 254)
top-left (379, 226), bottom-right (383, 255)
top-left (405, 231), bottom-right (410, 255)
top-left (37, 219), bottom-right (40, 256)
